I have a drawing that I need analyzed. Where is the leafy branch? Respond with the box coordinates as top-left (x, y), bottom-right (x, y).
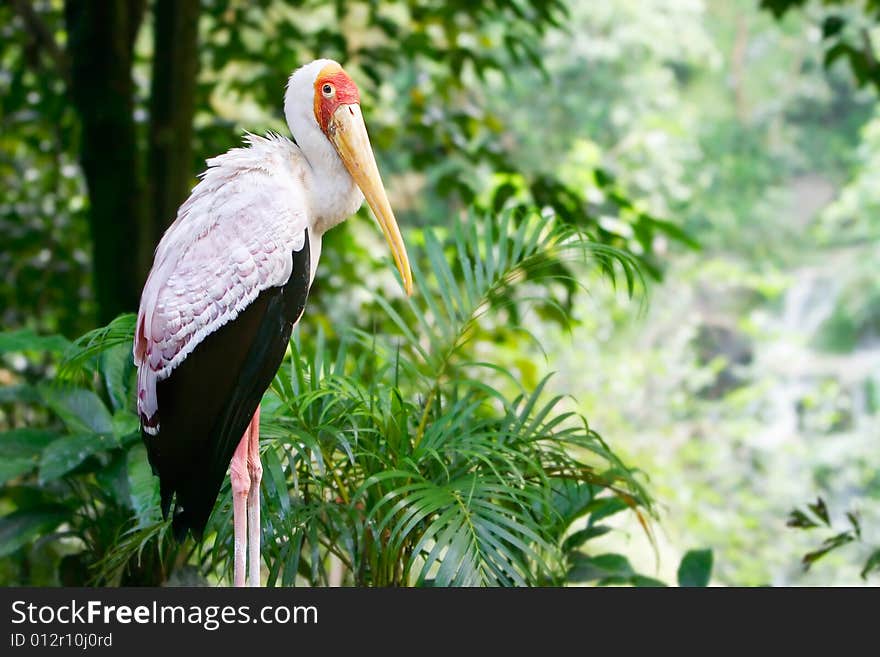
top-left (788, 497), bottom-right (880, 579)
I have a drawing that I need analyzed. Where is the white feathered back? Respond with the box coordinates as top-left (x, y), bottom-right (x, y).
top-left (134, 134), bottom-right (309, 432)
top-left (134, 59), bottom-right (370, 433)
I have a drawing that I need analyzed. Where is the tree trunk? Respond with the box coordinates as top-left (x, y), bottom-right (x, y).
top-left (147, 0), bottom-right (200, 254)
top-left (64, 0), bottom-right (146, 325)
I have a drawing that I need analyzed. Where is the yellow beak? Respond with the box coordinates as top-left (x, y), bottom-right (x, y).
top-left (327, 104), bottom-right (413, 296)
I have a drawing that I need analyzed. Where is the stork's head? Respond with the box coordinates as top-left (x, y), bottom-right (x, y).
top-left (285, 60), bottom-right (412, 296)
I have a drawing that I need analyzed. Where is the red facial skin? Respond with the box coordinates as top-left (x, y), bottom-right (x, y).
top-left (314, 64), bottom-right (361, 134)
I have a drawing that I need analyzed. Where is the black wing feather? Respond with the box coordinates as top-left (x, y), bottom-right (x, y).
top-left (143, 234), bottom-right (311, 540)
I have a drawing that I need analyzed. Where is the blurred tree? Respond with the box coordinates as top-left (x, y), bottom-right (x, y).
top-left (491, 0), bottom-right (878, 586)
top-left (761, 0), bottom-right (880, 91)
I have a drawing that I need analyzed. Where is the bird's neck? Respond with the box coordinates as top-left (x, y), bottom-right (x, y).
top-left (289, 120), bottom-right (364, 237)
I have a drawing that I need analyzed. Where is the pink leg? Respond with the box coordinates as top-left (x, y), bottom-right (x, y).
top-left (246, 406), bottom-right (262, 587)
top-left (230, 429), bottom-right (251, 588)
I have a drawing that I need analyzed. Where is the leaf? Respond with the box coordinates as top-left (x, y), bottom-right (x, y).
top-left (102, 342), bottom-right (135, 413)
top-left (808, 498), bottom-right (831, 527)
top-left (0, 329), bottom-right (70, 354)
top-left (677, 549), bottom-right (713, 587)
top-left (38, 384), bottom-right (114, 435)
top-left (97, 451), bottom-right (130, 505)
top-left (593, 167), bottom-right (615, 187)
top-left (824, 42), bottom-right (851, 68)
top-left (59, 313), bottom-right (136, 379)
top-left (0, 507), bottom-right (70, 557)
top-left (787, 508), bottom-right (819, 529)
top-left (861, 550), bottom-right (880, 579)
top-left (492, 182), bottom-right (518, 212)
top-left (822, 15), bottom-right (845, 40)
top-left (802, 532), bottom-right (855, 571)
top-left (39, 433), bottom-right (118, 484)
top-left (567, 553), bottom-right (634, 583)
top-left (586, 496), bottom-right (629, 523)
top-left (550, 480), bottom-right (596, 525)
top-left (127, 445), bottom-right (161, 527)
top-left (262, 446), bottom-right (290, 514)
top-left (562, 525), bottom-right (611, 553)
top-left (0, 428), bottom-right (60, 460)
top-left (2, 485), bottom-right (59, 511)
top-left (759, 0), bottom-right (808, 20)
top-left (0, 427), bottom-right (64, 485)
top-left (0, 459), bottom-right (36, 486)
top-left (631, 575), bottom-right (668, 587)
top-left (112, 410), bottom-right (140, 440)
top-left (846, 512), bottom-right (861, 539)
top-left (648, 217), bottom-right (700, 250)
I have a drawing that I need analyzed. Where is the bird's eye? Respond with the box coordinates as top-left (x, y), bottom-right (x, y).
top-left (322, 83), bottom-right (334, 98)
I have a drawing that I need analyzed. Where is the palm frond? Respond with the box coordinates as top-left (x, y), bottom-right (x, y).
top-left (58, 313), bottom-right (136, 381)
top-left (361, 210), bottom-right (643, 419)
top-left (252, 211), bottom-right (652, 586)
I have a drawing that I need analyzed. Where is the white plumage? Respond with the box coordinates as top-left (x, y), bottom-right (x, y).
top-left (134, 135), bottom-right (312, 432)
top-left (134, 59), bottom-right (366, 434)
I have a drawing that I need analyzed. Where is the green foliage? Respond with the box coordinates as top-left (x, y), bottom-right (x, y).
top-left (762, 0), bottom-right (880, 91)
top-left (787, 497), bottom-right (879, 579)
top-left (0, 429), bottom-right (54, 486)
top-left (0, 3), bottom-right (92, 337)
top-left (0, 210), bottom-right (660, 586)
top-left (517, 0), bottom-right (880, 588)
top-left (0, 330), bottom-right (71, 355)
top-left (815, 115), bottom-right (880, 245)
top-left (566, 546), bottom-right (714, 587)
top-left (0, 506), bottom-right (69, 559)
top-left (0, 334), bottom-right (186, 585)
top-left (677, 549), bottom-right (714, 587)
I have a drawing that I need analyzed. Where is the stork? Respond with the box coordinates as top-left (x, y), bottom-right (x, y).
top-left (133, 60), bottom-right (412, 587)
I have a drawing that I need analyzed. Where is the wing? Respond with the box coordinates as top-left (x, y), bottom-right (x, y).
top-left (133, 133), bottom-right (312, 539)
top-left (150, 239), bottom-right (309, 540)
top-left (134, 133), bottom-right (307, 430)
